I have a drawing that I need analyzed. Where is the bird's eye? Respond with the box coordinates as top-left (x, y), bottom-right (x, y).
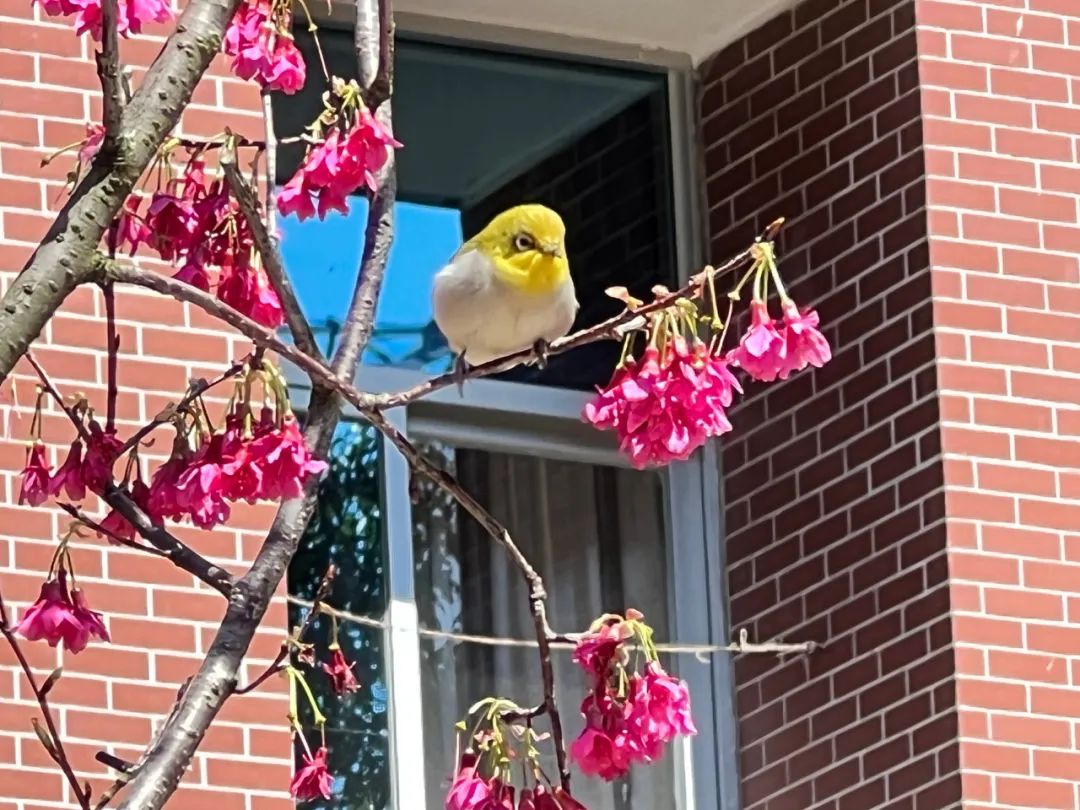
top-left (513, 233), bottom-right (536, 252)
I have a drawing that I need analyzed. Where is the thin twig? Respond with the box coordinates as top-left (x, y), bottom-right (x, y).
top-left (103, 282), bottom-right (118, 432)
top-left (235, 564), bottom-right (336, 694)
top-left (365, 409), bottom-right (571, 788)
top-left (220, 140), bottom-right (321, 362)
top-left (96, 0), bottom-right (124, 142)
top-left (25, 350), bottom-right (92, 443)
top-left (0, 592), bottom-right (91, 809)
top-left (56, 501), bottom-right (168, 557)
top-left (119, 360), bottom-right (247, 455)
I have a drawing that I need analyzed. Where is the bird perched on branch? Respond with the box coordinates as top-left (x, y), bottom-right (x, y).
top-left (432, 204), bottom-right (578, 390)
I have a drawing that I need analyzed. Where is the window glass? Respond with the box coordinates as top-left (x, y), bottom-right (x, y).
top-left (412, 441), bottom-right (677, 810)
top-left (288, 423), bottom-right (392, 809)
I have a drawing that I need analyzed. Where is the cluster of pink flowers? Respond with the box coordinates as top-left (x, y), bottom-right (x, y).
top-left (584, 240), bottom-right (832, 469)
top-left (322, 646), bottom-right (360, 695)
top-left (15, 566), bottom-right (109, 654)
top-left (35, 0), bottom-right (171, 39)
top-left (446, 756), bottom-right (586, 810)
top-left (568, 613), bottom-right (695, 781)
top-left (224, 0), bottom-right (306, 94)
top-left (278, 107), bottom-right (402, 221)
top-left (118, 159), bottom-right (284, 329)
top-left (20, 423), bottom-right (124, 509)
top-left (727, 299), bottom-right (832, 382)
top-left (146, 407), bottom-right (326, 531)
top-left (584, 338), bottom-right (741, 469)
top-left (290, 746), bottom-right (333, 801)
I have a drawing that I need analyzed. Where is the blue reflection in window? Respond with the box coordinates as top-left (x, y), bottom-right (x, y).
top-left (278, 199), bottom-right (463, 372)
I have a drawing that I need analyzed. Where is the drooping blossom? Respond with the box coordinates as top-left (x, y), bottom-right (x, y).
top-left (115, 197), bottom-right (152, 255)
top-left (278, 111), bottom-right (402, 221)
top-left (96, 478), bottom-right (153, 544)
top-left (148, 454), bottom-right (189, 523)
top-left (217, 261), bottom-right (285, 328)
top-left (529, 785), bottom-right (588, 810)
top-left (445, 755), bottom-right (491, 810)
top-left (584, 338), bottom-right (740, 469)
top-left (82, 423), bottom-right (123, 494)
top-left (146, 187), bottom-right (201, 263)
top-left (173, 260), bottom-right (213, 293)
top-left (230, 414), bottom-right (327, 501)
top-left (78, 124), bottom-right (105, 166)
top-left (322, 646), bottom-right (360, 695)
top-left (15, 569), bottom-right (109, 654)
top-left (18, 441), bottom-right (51, 506)
top-left (726, 300), bottom-right (787, 382)
top-left (779, 299), bottom-right (831, 377)
top-left (173, 442), bottom-right (231, 530)
top-left (224, 0), bottom-right (306, 93)
top-left (290, 746), bottom-right (334, 801)
top-left (48, 440), bottom-right (86, 501)
top-left (568, 612), bottom-right (695, 781)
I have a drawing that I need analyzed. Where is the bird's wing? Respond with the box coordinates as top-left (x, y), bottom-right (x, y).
top-left (431, 250), bottom-right (494, 355)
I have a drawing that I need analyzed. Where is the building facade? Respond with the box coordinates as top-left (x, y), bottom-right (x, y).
top-left (1, 0), bottom-right (1079, 808)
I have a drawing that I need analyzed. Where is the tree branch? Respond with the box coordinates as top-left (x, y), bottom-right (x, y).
top-left (365, 410), bottom-right (571, 788)
top-left (0, 0), bottom-right (243, 387)
top-left (0, 592), bottom-right (91, 809)
top-left (220, 142), bottom-right (322, 363)
top-left (96, 0), bottom-right (124, 142)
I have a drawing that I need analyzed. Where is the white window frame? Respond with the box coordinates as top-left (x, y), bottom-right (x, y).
top-left (283, 37), bottom-right (742, 810)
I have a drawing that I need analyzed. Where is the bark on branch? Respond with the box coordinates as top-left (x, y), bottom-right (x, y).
top-left (0, 0), bottom-right (242, 387)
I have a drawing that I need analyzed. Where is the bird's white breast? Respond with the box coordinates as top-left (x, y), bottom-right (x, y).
top-left (432, 249), bottom-right (578, 366)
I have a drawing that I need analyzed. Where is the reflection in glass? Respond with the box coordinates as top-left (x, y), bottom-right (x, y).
top-left (413, 442), bottom-right (675, 810)
top-left (288, 423), bottom-right (391, 809)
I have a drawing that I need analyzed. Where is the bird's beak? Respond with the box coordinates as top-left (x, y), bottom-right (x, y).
top-left (540, 242), bottom-right (564, 258)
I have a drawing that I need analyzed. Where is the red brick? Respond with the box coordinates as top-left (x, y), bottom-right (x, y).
top-left (992, 67), bottom-right (1070, 102)
top-left (997, 776), bottom-right (1075, 809)
top-left (949, 550), bottom-right (1020, 584)
top-left (987, 9), bottom-right (1066, 43)
top-left (957, 676), bottom-right (1028, 710)
top-left (953, 34), bottom-right (1030, 68)
top-left (962, 213), bottom-right (1040, 247)
top-left (1000, 189), bottom-right (1077, 223)
top-left (921, 57), bottom-right (989, 91)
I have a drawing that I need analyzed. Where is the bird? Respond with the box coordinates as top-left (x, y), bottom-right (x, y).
top-left (432, 204), bottom-right (578, 391)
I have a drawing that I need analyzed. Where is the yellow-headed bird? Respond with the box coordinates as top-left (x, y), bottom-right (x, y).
top-left (433, 204), bottom-right (578, 380)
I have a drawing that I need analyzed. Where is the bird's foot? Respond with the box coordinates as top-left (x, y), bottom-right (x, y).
top-left (452, 353), bottom-right (469, 397)
top-left (532, 339), bottom-right (550, 370)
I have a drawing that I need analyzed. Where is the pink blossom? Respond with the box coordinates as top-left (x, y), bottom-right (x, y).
top-left (322, 647), bottom-right (360, 695)
top-left (584, 339), bottom-right (740, 469)
top-left (532, 786), bottom-right (587, 810)
top-left (237, 415), bottom-right (327, 501)
top-left (74, 0), bottom-right (172, 39)
top-left (173, 260), bottom-right (213, 292)
top-left (15, 570), bottom-right (109, 654)
top-left (445, 755), bottom-right (491, 810)
top-left (115, 197), bottom-right (152, 255)
top-left (19, 442), bottom-right (51, 506)
top-left (277, 113), bottom-right (402, 221)
top-left (569, 726), bottom-right (632, 782)
top-left (627, 663), bottom-right (697, 745)
top-left (78, 123), bottom-right (105, 166)
top-left (173, 448), bottom-right (231, 530)
top-left (82, 424), bottom-right (123, 495)
top-left (48, 440), bottom-right (86, 501)
top-left (148, 455), bottom-right (189, 522)
top-left (290, 746), bottom-right (333, 801)
top-left (572, 619), bottom-right (629, 679)
top-left (146, 189), bottom-right (201, 262)
top-left (217, 263), bottom-right (285, 329)
top-left (224, 1), bottom-right (307, 93)
top-left (35, 0), bottom-right (81, 17)
top-left (780, 299), bottom-right (831, 377)
top-left (727, 300), bottom-right (787, 382)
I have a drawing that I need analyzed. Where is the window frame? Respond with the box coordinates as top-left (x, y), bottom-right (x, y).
top-left (282, 36), bottom-right (742, 810)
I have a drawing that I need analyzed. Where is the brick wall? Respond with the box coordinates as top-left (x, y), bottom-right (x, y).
top-left (701, 0), bottom-right (963, 808)
top-left (0, 5), bottom-right (293, 808)
top-left (916, 1), bottom-right (1080, 807)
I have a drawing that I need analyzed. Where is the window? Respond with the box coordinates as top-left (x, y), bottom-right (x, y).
top-left (281, 25), bottom-right (738, 810)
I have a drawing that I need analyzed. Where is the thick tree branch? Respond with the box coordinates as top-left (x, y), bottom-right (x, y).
top-left (220, 143), bottom-right (322, 363)
top-left (0, 0), bottom-right (242, 386)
